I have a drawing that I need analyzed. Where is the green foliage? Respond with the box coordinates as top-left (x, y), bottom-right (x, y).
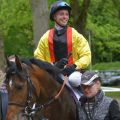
top-left (92, 62), bottom-right (120, 70)
top-left (0, 0), bottom-right (33, 57)
top-left (86, 0), bottom-right (120, 63)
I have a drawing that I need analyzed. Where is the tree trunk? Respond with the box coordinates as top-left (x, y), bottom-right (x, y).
top-left (70, 0), bottom-right (91, 35)
top-left (31, 0), bottom-right (49, 47)
top-left (0, 31), bottom-right (5, 72)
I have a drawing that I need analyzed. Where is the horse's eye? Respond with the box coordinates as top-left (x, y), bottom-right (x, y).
top-left (16, 85), bottom-right (23, 90)
top-left (15, 83), bottom-right (24, 90)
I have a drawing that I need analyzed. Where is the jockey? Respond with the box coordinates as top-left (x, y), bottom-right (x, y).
top-left (34, 1), bottom-right (91, 86)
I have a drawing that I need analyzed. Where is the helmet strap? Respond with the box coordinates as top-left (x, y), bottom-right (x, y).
top-left (55, 23), bottom-right (66, 30)
top-left (55, 21), bottom-right (67, 28)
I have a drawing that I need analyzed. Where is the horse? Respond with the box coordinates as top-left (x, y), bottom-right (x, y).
top-left (5, 55), bottom-right (77, 120)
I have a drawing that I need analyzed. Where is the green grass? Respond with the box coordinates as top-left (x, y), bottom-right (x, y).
top-left (92, 61), bottom-right (120, 70)
top-left (106, 92), bottom-right (120, 105)
top-left (106, 92), bottom-right (120, 99)
top-left (105, 86), bottom-right (120, 104)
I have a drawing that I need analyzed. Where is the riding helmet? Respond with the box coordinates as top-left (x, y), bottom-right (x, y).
top-left (50, 1), bottom-right (71, 21)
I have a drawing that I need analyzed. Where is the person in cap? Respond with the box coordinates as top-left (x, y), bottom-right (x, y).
top-left (34, 0), bottom-right (91, 77)
top-left (78, 71), bottom-right (120, 120)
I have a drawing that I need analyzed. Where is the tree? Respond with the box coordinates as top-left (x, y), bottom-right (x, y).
top-left (70, 0), bottom-right (91, 35)
top-left (0, 0), bottom-right (34, 57)
top-left (31, 0), bottom-right (49, 47)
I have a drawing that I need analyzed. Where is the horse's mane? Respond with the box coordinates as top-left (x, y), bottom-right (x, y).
top-left (21, 58), bottom-right (61, 79)
top-left (6, 57), bottom-right (61, 82)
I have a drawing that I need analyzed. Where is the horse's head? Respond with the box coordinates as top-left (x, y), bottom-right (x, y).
top-left (5, 55), bottom-right (40, 120)
top-left (5, 55), bottom-right (62, 120)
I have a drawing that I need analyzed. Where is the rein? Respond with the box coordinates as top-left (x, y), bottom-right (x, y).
top-left (31, 75), bottom-right (68, 111)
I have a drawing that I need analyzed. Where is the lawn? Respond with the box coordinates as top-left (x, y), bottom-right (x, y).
top-left (92, 61), bottom-right (120, 70)
top-left (105, 92), bottom-right (120, 105)
top-left (105, 86), bottom-right (120, 105)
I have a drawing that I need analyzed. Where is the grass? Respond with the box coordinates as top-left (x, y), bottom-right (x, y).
top-left (106, 92), bottom-right (120, 99)
top-left (106, 92), bottom-right (120, 105)
top-left (92, 61), bottom-right (120, 70)
top-left (105, 86), bottom-right (120, 105)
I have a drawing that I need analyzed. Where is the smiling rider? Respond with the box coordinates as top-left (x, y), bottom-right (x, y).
top-left (34, 1), bottom-right (91, 85)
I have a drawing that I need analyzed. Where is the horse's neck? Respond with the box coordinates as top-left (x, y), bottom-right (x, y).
top-left (31, 65), bottom-right (60, 102)
top-left (40, 74), bottom-right (60, 96)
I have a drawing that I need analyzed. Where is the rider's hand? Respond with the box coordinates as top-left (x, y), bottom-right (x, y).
top-left (54, 58), bottom-right (68, 69)
top-left (61, 64), bottom-right (76, 76)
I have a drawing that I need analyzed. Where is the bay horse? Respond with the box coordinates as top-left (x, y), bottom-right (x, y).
top-left (5, 55), bottom-right (77, 120)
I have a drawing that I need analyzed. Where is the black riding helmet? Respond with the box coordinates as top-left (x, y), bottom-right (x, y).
top-left (50, 1), bottom-right (71, 21)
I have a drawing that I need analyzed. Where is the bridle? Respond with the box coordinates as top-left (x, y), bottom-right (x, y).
top-left (7, 66), bottom-right (39, 119)
top-left (7, 64), bottom-right (67, 120)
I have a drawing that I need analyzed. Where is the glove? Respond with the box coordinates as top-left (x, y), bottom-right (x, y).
top-left (62, 64), bottom-right (76, 76)
top-left (54, 58), bottom-right (68, 69)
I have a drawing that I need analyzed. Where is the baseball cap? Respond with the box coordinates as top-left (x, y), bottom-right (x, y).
top-left (81, 71), bottom-right (100, 86)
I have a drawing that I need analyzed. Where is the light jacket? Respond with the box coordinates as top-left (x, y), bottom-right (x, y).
top-left (34, 27), bottom-right (91, 69)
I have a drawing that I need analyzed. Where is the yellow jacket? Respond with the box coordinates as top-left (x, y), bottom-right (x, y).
top-left (34, 27), bottom-right (91, 69)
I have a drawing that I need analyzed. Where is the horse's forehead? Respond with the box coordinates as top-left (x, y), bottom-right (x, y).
top-left (9, 79), bottom-right (13, 88)
top-left (6, 65), bottom-right (28, 88)
top-left (7, 62), bottom-right (27, 74)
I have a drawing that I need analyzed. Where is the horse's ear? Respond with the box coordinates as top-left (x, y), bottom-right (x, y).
top-left (15, 55), bottom-right (23, 71)
top-left (5, 55), bottom-right (11, 67)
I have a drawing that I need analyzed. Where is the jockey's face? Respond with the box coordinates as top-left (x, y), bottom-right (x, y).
top-left (54, 9), bottom-right (69, 27)
top-left (81, 80), bottom-right (101, 98)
